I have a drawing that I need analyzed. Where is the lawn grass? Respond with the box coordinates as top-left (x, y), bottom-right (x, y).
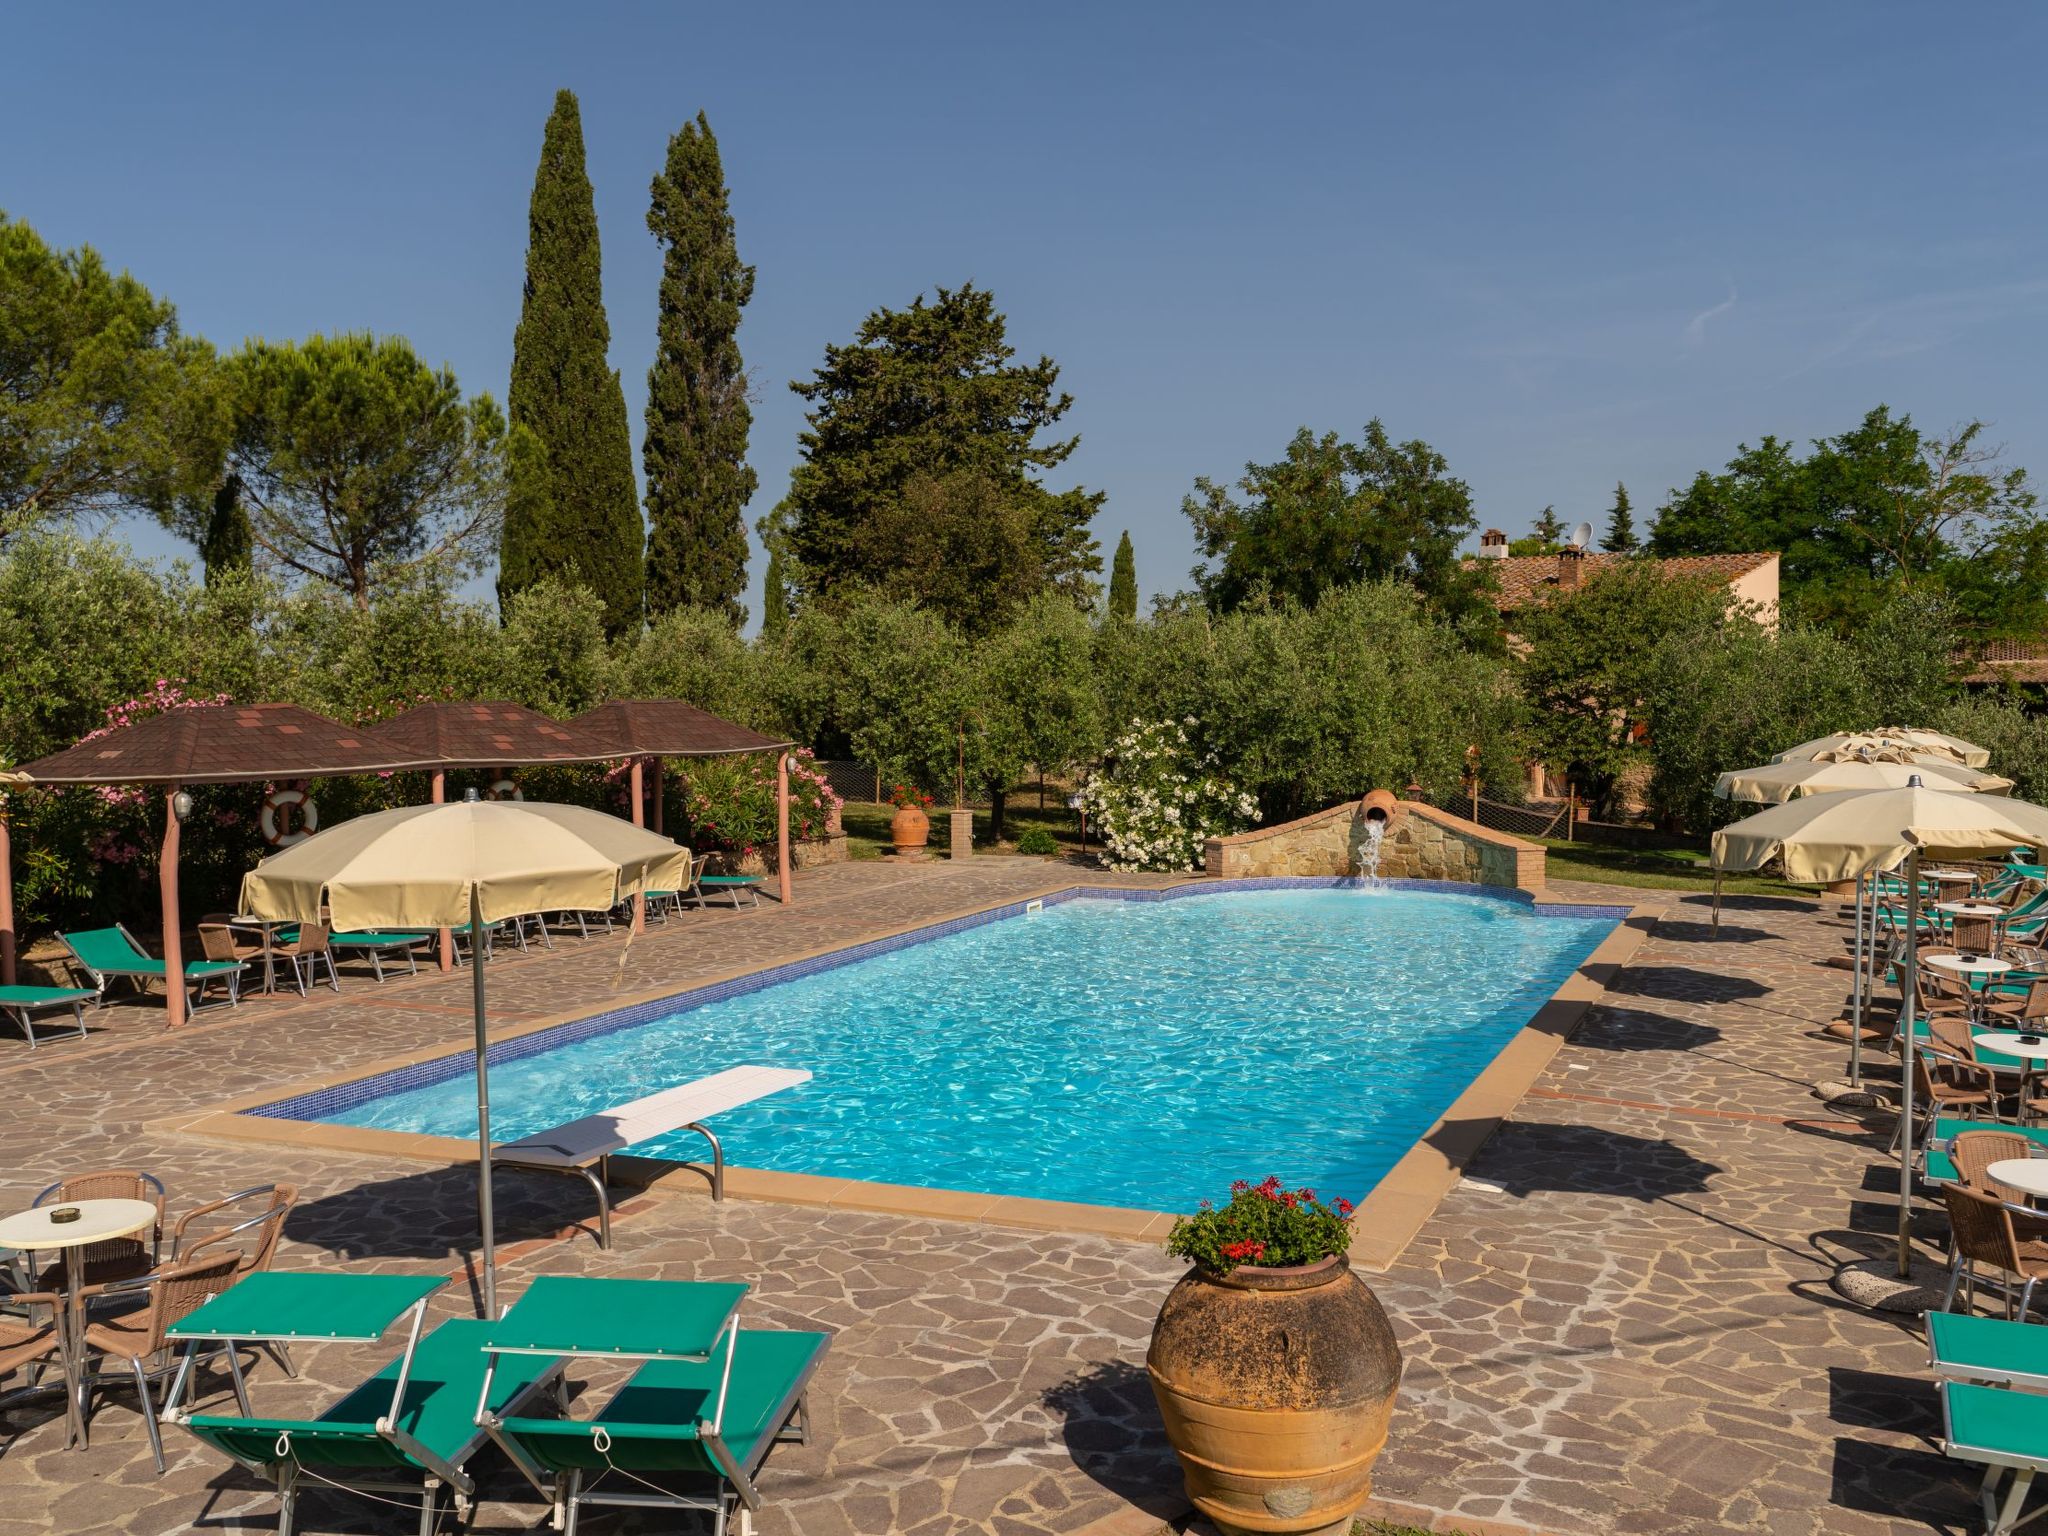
top-left (1534, 835), bottom-right (1811, 898)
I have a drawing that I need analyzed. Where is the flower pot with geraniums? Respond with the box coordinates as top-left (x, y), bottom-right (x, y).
top-left (1146, 1177), bottom-right (1402, 1536)
top-left (887, 784), bottom-right (934, 858)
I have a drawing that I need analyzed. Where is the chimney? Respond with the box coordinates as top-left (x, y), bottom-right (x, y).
top-left (1477, 528), bottom-right (1508, 560)
top-left (1558, 546), bottom-right (1585, 588)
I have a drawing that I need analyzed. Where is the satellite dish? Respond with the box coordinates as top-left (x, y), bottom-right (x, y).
top-left (1567, 522), bottom-right (1594, 550)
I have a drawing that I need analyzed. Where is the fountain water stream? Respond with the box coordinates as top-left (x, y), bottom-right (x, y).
top-left (1358, 818), bottom-right (1386, 884)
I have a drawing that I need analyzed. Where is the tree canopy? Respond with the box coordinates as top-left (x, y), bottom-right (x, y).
top-left (0, 211), bottom-right (222, 542)
top-left (1650, 405), bottom-right (2042, 636)
top-left (1509, 505), bottom-right (1568, 556)
top-left (1183, 421), bottom-right (1486, 623)
top-left (501, 89), bottom-right (645, 636)
top-left (783, 283), bottom-right (1102, 634)
top-left (642, 110), bottom-right (755, 625)
top-left (220, 333), bottom-right (515, 609)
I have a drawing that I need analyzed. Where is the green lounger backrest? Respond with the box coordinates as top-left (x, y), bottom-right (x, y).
top-left (498, 1329), bottom-right (827, 1477)
top-left (190, 1319), bottom-right (556, 1472)
top-left (1945, 1380), bottom-right (2048, 1466)
top-left (63, 927), bottom-right (156, 973)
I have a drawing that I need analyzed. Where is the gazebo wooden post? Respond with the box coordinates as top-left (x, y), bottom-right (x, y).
top-left (432, 769), bottom-right (453, 972)
top-left (161, 785), bottom-right (185, 1029)
top-left (650, 756), bottom-right (664, 835)
top-left (0, 798), bottom-right (15, 986)
top-left (777, 752), bottom-right (792, 906)
top-left (629, 758), bottom-right (646, 934)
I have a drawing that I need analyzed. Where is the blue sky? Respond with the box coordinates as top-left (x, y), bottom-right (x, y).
top-left (8, 2), bottom-right (2046, 617)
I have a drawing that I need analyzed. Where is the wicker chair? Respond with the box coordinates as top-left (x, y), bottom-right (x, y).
top-left (271, 923), bottom-right (337, 996)
top-left (1899, 1046), bottom-right (2001, 1154)
top-left (31, 1169), bottom-right (163, 1293)
top-left (195, 916), bottom-right (263, 969)
top-left (80, 1250), bottom-right (244, 1472)
top-left (0, 1288), bottom-right (63, 1412)
top-left (1950, 1132), bottom-right (2048, 1241)
top-left (1917, 957), bottom-right (1977, 1025)
top-left (1952, 914), bottom-right (2001, 957)
top-left (168, 1183), bottom-right (298, 1377)
top-left (1942, 1182), bottom-right (2048, 1319)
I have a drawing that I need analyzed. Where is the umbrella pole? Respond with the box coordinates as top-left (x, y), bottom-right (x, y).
top-left (1897, 848), bottom-right (1921, 1280)
top-left (1849, 874), bottom-right (1866, 1087)
top-left (471, 884), bottom-right (497, 1320)
top-left (1712, 872), bottom-right (1722, 935)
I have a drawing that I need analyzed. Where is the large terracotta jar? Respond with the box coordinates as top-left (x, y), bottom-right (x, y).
top-left (889, 804), bottom-right (931, 858)
top-left (1147, 1255), bottom-right (1401, 1536)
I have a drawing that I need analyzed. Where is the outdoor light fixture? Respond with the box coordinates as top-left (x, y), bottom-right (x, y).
top-left (171, 790), bottom-right (195, 822)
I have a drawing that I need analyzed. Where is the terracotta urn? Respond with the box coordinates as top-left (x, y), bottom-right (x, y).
top-left (1147, 1256), bottom-right (1401, 1536)
top-left (1359, 788), bottom-right (1401, 825)
top-left (889, 804), bottom-right (931, 858)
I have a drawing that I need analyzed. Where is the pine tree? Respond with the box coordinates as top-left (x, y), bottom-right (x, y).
top-left (1509, 505), bottom-right (1569, 557)
top-left (1600, 481), bottom-right (1638, 552)
top-left (642, 111), bottom-right (755, 625)
top-left (501, 89), bottom-right (644, 636)
top-left (1108, 529), bottom-right (1137, 620)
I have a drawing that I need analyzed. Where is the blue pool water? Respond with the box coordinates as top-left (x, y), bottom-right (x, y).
top-left (315, 887), bottom-right (1616, 1211)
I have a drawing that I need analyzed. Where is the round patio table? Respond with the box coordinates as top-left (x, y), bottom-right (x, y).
top-left (1938, 903), bottom-right (2008, 919)
top-left (1986, 1158), bottom-right (2048, 1202)
top-left (1926, 868), bottom-right (1979, 900)
top-left (1927, 954), bottom-right (2012, 981)
top-left (0, 1197), bottom-right (158, 1449)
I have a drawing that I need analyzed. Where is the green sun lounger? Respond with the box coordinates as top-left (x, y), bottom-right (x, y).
top-left (477, 1276), bottom-right (829, 1536)
top-left (1941, 1380), bottom-right (2048, 1535)
top-left (1930, 1313), bottom-right (2048, 1393)
top-left (0, 984), bottom-right (93, 1048)
top-left (60, 923), bottom-right (245, 1008)
top-left (165, 1273), bottom-right (564, 1536)
top-left (327, 930), bottom-right (432, 982)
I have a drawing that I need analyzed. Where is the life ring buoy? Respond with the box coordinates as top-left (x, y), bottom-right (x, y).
top-left (487, 778), bottom-right (523, 802)
top-left (260, 788), bottom-right (318, 846)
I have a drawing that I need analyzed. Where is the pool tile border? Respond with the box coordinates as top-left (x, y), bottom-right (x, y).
top-left (166, 877), bottom-right (1654, 1254)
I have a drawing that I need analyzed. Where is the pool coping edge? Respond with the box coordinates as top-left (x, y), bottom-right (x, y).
top-left (155, 878), bottom-right (1655, 1255)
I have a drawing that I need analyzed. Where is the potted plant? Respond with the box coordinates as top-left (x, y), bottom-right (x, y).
top-left (887, 783), bottom-right (934, 858)
top-left (1147, 1177), bottom-right (1402, 1536)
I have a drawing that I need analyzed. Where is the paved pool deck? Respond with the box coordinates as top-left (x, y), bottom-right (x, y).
top-left (0, 859), bottom-right (1973, 1535)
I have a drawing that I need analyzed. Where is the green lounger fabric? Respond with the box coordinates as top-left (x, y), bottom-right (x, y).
top-left (486, 1276), bottom-right (746, 1360)
top-left (498, 1329), bottom-right (827, 1476)
top-left (1947, 1380), bottom-right (2048, 1467)
top-left (187, 1318), bottom-right (555, 1471)
top-left (169, 1272), bottom-right (445, 1344)
top-left (328, 931), bottom-right (430, 949)
top-left (62, 928), bottom-right (242, 978)
top-left (1928, 1119), bottom-right (2048, 1186)
top-left (1930, 1313), bottom-right (2048, 1389)
top-left (0, 985), bottom-right (94, 1008)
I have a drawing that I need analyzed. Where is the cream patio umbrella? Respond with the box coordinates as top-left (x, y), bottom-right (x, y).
top-left (1711, 780), bottom-right (2048, 1278)
top-left (1715, 757), bottom-right (2011, 804)
top-left (1874, 726), bottom-right (1993, 769)
top-left (1772, 730), bottom-right (1990, 768)
top-left (239, 796), bottom-right (691, 1315)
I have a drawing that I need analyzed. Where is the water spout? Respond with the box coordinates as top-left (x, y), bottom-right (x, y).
top-left (1359, 819), bottom-right (1386, 886)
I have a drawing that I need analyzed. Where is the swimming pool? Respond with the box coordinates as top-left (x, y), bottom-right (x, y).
top-left (273, 885), bottom-right (1619, 1213)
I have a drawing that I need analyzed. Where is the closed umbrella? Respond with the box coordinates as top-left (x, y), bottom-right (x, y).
top-left (1773, 730), bottom-right (1990, 769)
top-left (1875, 726), bottom-right (1993, 769)
top-left (239, 797), bottom-right (690, 1315)
top-left (1711, 781), bottom-right (2048, 1277)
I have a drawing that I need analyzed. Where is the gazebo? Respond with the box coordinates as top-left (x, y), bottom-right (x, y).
top-left (573, 700), bottom-right (797, 905)
top-left (0, 705), bottom-right (433, 1025)
top-left (373, 701), bottom-right (622, 957)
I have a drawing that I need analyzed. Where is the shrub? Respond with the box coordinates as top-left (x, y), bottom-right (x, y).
top-left (1166, 1176), bottom-right (1355, 1274)
top-left (1013, 826), bottom-right (1059, 856)
top-left (1078, 717), bottom-right (1257, 872)
top-left (681, 749), bottom-right (841, 859)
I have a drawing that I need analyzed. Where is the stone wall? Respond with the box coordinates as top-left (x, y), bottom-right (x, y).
top-left (1204, 798), bottom-right (1545, 893)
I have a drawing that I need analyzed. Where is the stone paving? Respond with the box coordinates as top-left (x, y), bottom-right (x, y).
top-left (0, 860), bottom-right (1986, 1535)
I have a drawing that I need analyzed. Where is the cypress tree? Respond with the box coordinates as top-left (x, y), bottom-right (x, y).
top-left (643, 111), bottom-right (755, 625)
top-left (198, 474), bottom-right (251, 585)
top-left (760, 543), bottom-right (790, 644)
top-left (1600, 481), bottom-right (1638, 552)
top-left (501, 89), bottom-right (644, 636)
top-left (1108, 529), bottom-right (1137, 620)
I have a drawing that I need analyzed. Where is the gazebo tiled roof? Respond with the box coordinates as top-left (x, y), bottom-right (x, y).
top-left (8, 704), bottom-right (435, 786)
top-left (574, 700), bottom-right (789, 758)
top-left (373, 701), bottom-right (615, 768)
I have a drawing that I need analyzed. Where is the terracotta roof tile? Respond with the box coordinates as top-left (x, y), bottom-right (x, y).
top-left (12, 704), bottom-right (434, 785)
top-left (372, 701), bottom-right (614, 767)
top-left (574, 700), bottom-right (789, 758)
top-left (1463, 550), bottom-right (1777, 612)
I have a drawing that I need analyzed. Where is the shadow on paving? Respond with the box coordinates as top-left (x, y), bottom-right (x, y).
top-left (1567, 1009), bottom-right (1724, 1053)
top-left (1442, 1119), bottom-right (1722, 1201)
top-left (1656, 919), bottom-right (1776, 944)
top-left (1830, 1367), bottom-right (1942, 1437)
top-left (1609, 965), bottom-right (1772, 1005)
top-left (1042, 1359), bottom-right (1183, 1516)
top-left (1829, 1437), bottom-right (1974, 1531)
